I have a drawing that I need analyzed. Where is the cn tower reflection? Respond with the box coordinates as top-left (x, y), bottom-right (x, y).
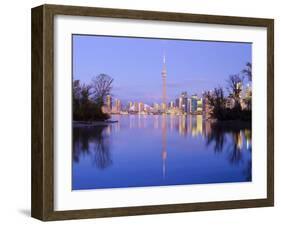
top-left (162, 114), bottom-right (167, 179)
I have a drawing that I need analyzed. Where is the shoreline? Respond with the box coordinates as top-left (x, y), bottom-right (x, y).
top-left (210, 119), bottom-right (251, 130)
top-left (73, 120), bottom-right (118, 128)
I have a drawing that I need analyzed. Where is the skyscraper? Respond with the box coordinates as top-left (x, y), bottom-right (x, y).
top-left (169, 101), bottom-right (175, 108)
top-left (106, 95), bottom-right (112, 112)
top-left (190, 95), bottom-right (198, 114)
top-left (244, 83), bottom-right (252, 110)
top-left (138, 102), bottom-right (144, 112)
top-left (128, 101), bottom-right (133, 111)
top-left (115, 99), bottom-right (121, 113)
top-left (181, 92), bottom-right (188, 113)
top-left (197, 98), bottom-right (203, 113)
top-left (134, 102), bottom-right (138, 112)
top-left (174, 98), bottom-right (179, 109)
top-left (161, 53), bottom-right (167, 112)
top-left (179, 97), bottom-right (183, 111)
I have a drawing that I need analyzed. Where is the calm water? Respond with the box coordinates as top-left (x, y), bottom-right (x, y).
top-left (72, 115), bottom-right (252, 190)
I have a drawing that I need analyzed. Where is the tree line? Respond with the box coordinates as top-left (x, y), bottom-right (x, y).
top-left (73, 74), bottom-right (113, 121)
top-left (204, 62), bottom-right (252, 121)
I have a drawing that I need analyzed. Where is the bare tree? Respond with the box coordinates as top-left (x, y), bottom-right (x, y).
top-left (227, 74), bottom-right (244, 109)
top-left (242, 62), bottom-right (252, 82)
top-left (73, 80), bottom-right (82, 119)
top-left (80, 84), bottom-right (92, 105)
top-left (73, 80), bottom-right (81, 101)
top-left (91, 74), bottom-right (114, 105)
top-left (204, 87), bottom-right (225, 120)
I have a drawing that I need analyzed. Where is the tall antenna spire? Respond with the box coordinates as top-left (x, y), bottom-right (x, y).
top-left (161, 51), bottom-right (167, 112)
top-left (162, 52), bottom-right (167, 77)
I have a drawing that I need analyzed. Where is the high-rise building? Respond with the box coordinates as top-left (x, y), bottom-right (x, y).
top-left (236, 82), bottom-right (243, 99)
top-left (169, 101), bottom-right (174, 108)
top-left (245, 83), bottom-right (252, 98)
top-left (144, 104), bottom-right (151, 113)
top-left (197, 98), bottom-right (203, 113)
top-left (175, 98), bottom-right (179, 109)
top-left (179, 97), bottom-right (183, 111)
top-left (161, 53), bottom-right (167, 112)
top-left (138, 102), bottom-right (144, 112)
top-left (106, 95), bottom-right (112, 112)
top-left (161, 103), bottom-right (166, 112)
top-left (115, 99), bottom-right (121, 113)
top-left (134, 102), bottom-right (138, 112)
top-left (190, 95), bottom-right (198, 114)
top-left (244, 83), bottom-right (252, 110)
top-left (153, 103), bottom-right (160, 112)
top-left (181, 92), bottom-right (188, 113)
top-left (128, 101), bottom-right (133, 111)
top-left (187, 98), bottom-right (191, 113)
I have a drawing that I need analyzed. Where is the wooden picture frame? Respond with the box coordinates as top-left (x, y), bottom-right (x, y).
top-left (31, 4), bottom-right (274, 221)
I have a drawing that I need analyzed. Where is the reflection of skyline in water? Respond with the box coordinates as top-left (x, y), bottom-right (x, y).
top-left (114, 115), bottom-right (209, 136)
top-left (107, 115), bottom-right (251, 147)
top-left (72, 115), bottom-right (252, 190)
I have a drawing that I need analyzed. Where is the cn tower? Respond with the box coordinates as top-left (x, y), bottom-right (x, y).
top-left (161, 53), bottom-right (167, 112)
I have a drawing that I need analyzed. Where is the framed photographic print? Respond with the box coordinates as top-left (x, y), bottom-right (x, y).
top-left (31, 4), bottom-right (274, 221)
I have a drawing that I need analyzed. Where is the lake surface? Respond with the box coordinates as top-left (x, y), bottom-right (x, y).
top-left (72, 115), bottom-right (252, 190)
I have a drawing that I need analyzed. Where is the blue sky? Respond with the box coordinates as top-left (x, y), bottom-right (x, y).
top-left (73, 35), bottom-right (251, 104)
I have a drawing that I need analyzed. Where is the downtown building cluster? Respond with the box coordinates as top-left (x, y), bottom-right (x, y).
top-left (104, 93), bottom-right (205, 115)
top-left (103, 53), bottom-right (252, 116)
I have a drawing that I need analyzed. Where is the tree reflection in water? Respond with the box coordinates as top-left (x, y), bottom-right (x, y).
top-left (205, 123), bottom-right (226, 153)
top-left (73, 125), bottom-right (112, 169)
top-left (206, 121), bottom-right (252, 180)
top-left (229, 131), bottom-right (243, 164)
top-left (243, 129), bottom-right (252, 180)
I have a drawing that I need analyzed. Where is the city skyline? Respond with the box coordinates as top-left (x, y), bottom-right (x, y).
top-left (73, 35), bottom-right (252, 104)
top-left (72, 34), bottom-right (253, 190)
top-left (103, 50), bottom-right (251, 116)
